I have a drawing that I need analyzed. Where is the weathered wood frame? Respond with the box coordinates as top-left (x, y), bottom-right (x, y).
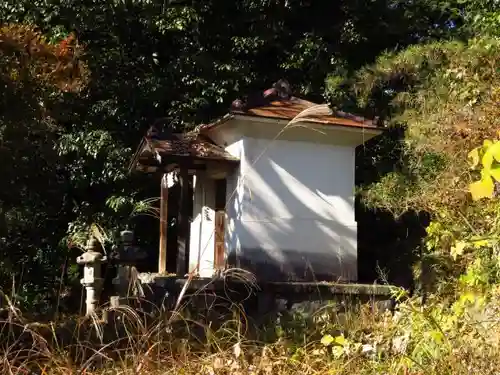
top-left (130, 134), bottom-right (239, 277)
top-left (158, 174), bottom-right (168, 274)
top-left (214, 211), bottom-right (225, 271)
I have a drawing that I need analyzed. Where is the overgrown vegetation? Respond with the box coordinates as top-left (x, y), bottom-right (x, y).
top-left (0, 24), bottom-right (89, 308)
top-left (346, 4), bottom-right (500, 296)
top-left (3, 1), bottom-right (500, 374)
top-left (0, 0), bottom-right (463, 309)
top-left (2, 288), bottom-right (500, 375)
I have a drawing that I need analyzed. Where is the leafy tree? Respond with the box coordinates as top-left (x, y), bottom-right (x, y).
top-left (344, 0), bottom-right (500, 287)
top-left (0, 0), bottom-right (465, 307)
top-left (0, 24), bottom-right (88, 308)
top-left (460, 0), bottom-right (500, 36)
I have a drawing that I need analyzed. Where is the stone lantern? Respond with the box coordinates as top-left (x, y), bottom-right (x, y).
top-left (77, 237), bottom-right (107, 316)
top-left (109, 228), bottom-right (146, 307)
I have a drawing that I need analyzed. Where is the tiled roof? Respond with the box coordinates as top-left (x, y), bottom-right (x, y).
top-left (130, 80), bottom-right (382, 173)
top-left (148, 134), bottom-right (238, 161)
top-left (199, 79), bottom-right (381, 133)
top-left (231, 97), bottom-right (379, 129)
top-left (129, 132), bottom-right (238, 173)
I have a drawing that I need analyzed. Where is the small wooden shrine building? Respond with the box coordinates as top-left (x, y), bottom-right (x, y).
top-left (129, 80), bottom-right (383, 282)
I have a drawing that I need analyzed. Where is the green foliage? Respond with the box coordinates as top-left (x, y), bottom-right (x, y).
top-left (459, 0), bottom-right (500, 36)
top-left (344, 2), bottom-right (500, 294)
top-left (351, 36), bottom-right (500, 239)
top-left (0, 24), bottom-right (88, 309)
top-left (0, 0), bottom-right (465, 308)
top-left (0, 1), bottom-right (493, 370)
top-left (271, 288), bottom-right (500, 373)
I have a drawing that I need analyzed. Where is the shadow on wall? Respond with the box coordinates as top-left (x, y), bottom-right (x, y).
top-left (226, 221), bottom-right (358, 282)
top-left (240, 138), bottom-right (355, 222)
top-left (224, 141), bottom-right (358, 282)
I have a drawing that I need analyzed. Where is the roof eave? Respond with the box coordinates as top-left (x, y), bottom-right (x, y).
top-left (198, 113), bottom-right (235, 135)
top-left (128, 137), bottom-right (155, 174)
top-left (231, 113), bottom-right (384, 133)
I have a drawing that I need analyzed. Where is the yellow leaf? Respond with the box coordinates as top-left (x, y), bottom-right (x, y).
top-left (461, 292), bottom-right (476, 304)
top-left (491, 166), bottom-right (500, 182)
top-left (430, 330), bottom-right (444, 344)
top-left (451, 241), bottom-right (467, 260)
top-left (334, 335), bottom-right (347, 346)
top-left (489, 141), bottom-right (500, 163)
top-left (468, 147), bottom-right (480, 168)
top-left (483, 139), bottom-right (494, 149)
top-left (482, 148), bottom-right (494, 170)
top-left (321, 334), bottom-right (334, 347)
top-left (469, 177), bottom-right (494, 201)
top-left (471, 239), bottom-right (489, 248)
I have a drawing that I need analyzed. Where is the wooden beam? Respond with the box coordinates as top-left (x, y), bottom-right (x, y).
top-left (176, 168), bottom-right (191, 276)
top-left (158, 174), bottom-right (168, 274)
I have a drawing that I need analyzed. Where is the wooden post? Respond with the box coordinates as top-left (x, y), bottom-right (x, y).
top-left (158, 173), bottom-right (168, 274)
top-left (176, 168), bottom-right (190, 276)
top-left (214, 178), bottom-right (227, 273)
top-left (214, 211), bottom-right (225, 271)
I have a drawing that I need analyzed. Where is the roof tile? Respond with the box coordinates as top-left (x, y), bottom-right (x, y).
top-left (146, 134), bottom-right (238, 161)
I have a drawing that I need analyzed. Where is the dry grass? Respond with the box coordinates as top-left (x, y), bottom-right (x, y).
top-left (1, 287), bottom-right (500, 375)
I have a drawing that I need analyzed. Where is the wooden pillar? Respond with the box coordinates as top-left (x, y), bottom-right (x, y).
top-left (176, 168), bottom-right (191, 276)
top-left (214, 211), bottom-right (225, 271)
top-left (158, 173), bottom-right (168, 274)
top-left (214, 178), bottom-right (227, 272)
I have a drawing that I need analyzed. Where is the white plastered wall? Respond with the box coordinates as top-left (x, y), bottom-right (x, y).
top-left (224, 136), bottom-right (358, 281)
top-left (193, 117), bottom-right (379, 281)
top-left (188, 174), bottom-right (216, 277)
